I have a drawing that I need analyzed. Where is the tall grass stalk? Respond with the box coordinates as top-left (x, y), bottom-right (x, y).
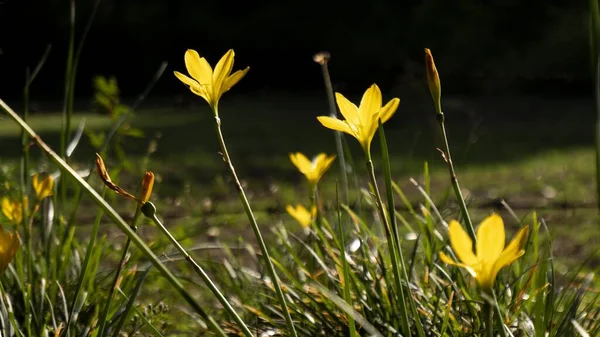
top-left (141, 203), bottom-right (254, 337)
top-left (20, 44), bottom-right (52, 306)
top-left (365, 154), bottom-right (411, 336)
top-left (96, 206), bottom-right (143, 337)
top-left (591, 0), bottom-right (600, 212)
top-left (315, 52), bottom-right (349, 206)
top-left (378, 121), bottom-right (426, 337)
top-left (435, 111), bottom-right (476, 243)
top-left (0, 99), bottom-right (228, 337)
top-left (59, 0), bottom-right (101, 205)
top-left (212, 113), bottom-right (299, 337)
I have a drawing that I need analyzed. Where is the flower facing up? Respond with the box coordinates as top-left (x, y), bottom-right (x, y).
top-left (32, 173), bottom-right (54, 200)
top-left (317, 84), bottom-right (400, 155)
top-left (286, 204), bottom-right (316, 228)
top-left (1, 197), bottom-right (27, 225)
top-left (440, 214), bottom-right (529, 291)
top-left (289, 152), bottom-right (336, 187)
top-left (424, 48), bottom-right (442, 113)
top-left (95, 154), bottom-right (155, 205)
top-left (0, 225), bottom-right (20, 274)
top-left (174, 49), bottom-right (249, 113)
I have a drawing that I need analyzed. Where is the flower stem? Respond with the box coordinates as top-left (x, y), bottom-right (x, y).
top-left (97, 206), bottom-right (141, 337)
top-left (319, 60), bottom-right (349, 206)
top-left (436, 111), bottom-right (477, 243)
top-left (484, 302), bottom-right (494, 337)
top-left (213, 114), bottom-right (298, 337)
top-left (0, 99), bottom-right (227, 337)
top-left (366, 156), bottom-right (411, 337)
top-left (143, 204), bottom-right (254, 337)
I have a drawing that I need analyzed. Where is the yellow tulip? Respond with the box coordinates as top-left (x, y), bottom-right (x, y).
top-left (317, 84), bottom-right (400, 155)
top-left (174, 49), bottom-right (249, 113)
top-left (424, 48), bottom-right (441, 113)
top-left (0, 226), bottom-right (20, 274)
top-left (286, 204), bottom-right (316, 228)
top-left (440, 214), bottom-right (529, 291)
top-left (32, 173), bottom-right (54, 200)
top-left (1, 197), bottom-right (27, 225)
top-left (289, 152), bottom-right (336, 186)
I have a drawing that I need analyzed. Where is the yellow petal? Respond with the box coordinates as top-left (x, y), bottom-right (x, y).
top-left (490, 226), bottom-right (529, 282)
top-left (289, 153), bottom-right (312, 175)
top-left (286, 205), bottom-right (312, 228)
top-left (440, 252), bottom-right (477, 278)
top-left (359, 84), bottom-right (382, 121)
top-left (379, 98), bottom-right (400, 123)
top-left (139, 171), bottom-right (155, 203)
top-left (476, 214), bottom-right (505, 268)
top-left (1, 198), bottom-right (13, 220)
top-left (334, 93), bottom-right (360, 126)
top-left (174, 71), bottom-right (200, 89)
top-left (212, 49), bottom-right (235, 96)
top-left (0, 228), bottom-right (20, 273)
top-left (184, 49), bottom-right (213, 85)
top-left (32, 173), bottom-right (54, 200)
top-left (317, 116), bottom-right (355, 137)
top-left (448, 220), bottom-right (478, 265)
top-left (223, 67), bottom-right (249, 93)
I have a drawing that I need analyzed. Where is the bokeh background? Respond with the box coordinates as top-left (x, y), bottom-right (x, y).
top-left (1, 0), bottom-right (598, 266)
top-left (0, 0), bottom-right (591, 99)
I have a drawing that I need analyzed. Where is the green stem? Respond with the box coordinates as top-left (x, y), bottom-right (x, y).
top-left (97, 206), bottom-right (142, 337)
top-left (213, 114), bottom-right (298, 337)
top-left (0, 99), bottom-right (227, 337)
top-left (595, 53), bottom-right (600, 212)
top-left (63, 188), bottom-right (107, 337)
top-left (142, 203), bottom-right (254, 337)
top-left (436, 112), bottom-right (476, 243)
top-left (366, 156), bottom-right (411, 336)
top-left (319, 61), bottom-right (349, 206)
top-left (484, 301), bottom-right (494, 337)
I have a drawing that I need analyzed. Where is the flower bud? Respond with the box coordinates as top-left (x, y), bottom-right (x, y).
top-left (424, 48), bottom-right (442, 113)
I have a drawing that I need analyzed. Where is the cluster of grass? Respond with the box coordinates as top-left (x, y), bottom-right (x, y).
top-left (0, 4), bottom-right (599, 337)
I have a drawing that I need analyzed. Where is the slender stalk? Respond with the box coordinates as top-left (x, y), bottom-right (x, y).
top-left (97, 207), bottom-right (142, 337)
top-left (318, 57), bottom-right (349, 206)
top-left (63, 188), bottom-right (108, 337)
top-left (59, 0), bottom-right (76, 208)
top-left (213, 114), bottom-right (298, 337)
top-left (436, 112), bottom-right (476, 243)
top-left (142, 203), bottom-right (254, 337)
top-left (365, 156), bottom-right (411, 336)
top-left (336, 184), bottom-right (356, 337)
top-left (590, 0), bottom-right (600, 212)
top-left (484, 302), bottom-right (494, 337)
top-left (0, 99), bottom-right (227, 337)
top-left (378, 122), bottom-right (426, 337)
top-left (595, 54), bottom-right (600, 212)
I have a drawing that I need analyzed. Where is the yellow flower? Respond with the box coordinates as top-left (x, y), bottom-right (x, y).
top-left (289, 152), bottom-right (336, 186)
top-left (286, 205), bottom-right (316, 228)
top-left (424, 48), bottom-right (442, 113)
top-left (32, 173), bottom-right (54, 200)
top-left (0, 225), bottom-right (20, 274)
top-left (440, 214), bottom-right (529, 291)
top-left (95, 153), bottom-right (155, 205)
top-left (317, 84), bottom-right (400, 155)
top-left (174, 49), bottom-right (249, 113)
top-left (1, 198), bottom-right (27, 225)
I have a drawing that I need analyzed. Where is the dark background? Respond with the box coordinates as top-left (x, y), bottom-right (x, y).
top-left (0, 0), bottom-right (592, 102)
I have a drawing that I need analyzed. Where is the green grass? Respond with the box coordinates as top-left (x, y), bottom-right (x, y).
top-left (1, 94), bottom-right (598, 267)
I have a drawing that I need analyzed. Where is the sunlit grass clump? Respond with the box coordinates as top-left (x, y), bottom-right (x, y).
top-left (0, 25), bottom-right (598, 337)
